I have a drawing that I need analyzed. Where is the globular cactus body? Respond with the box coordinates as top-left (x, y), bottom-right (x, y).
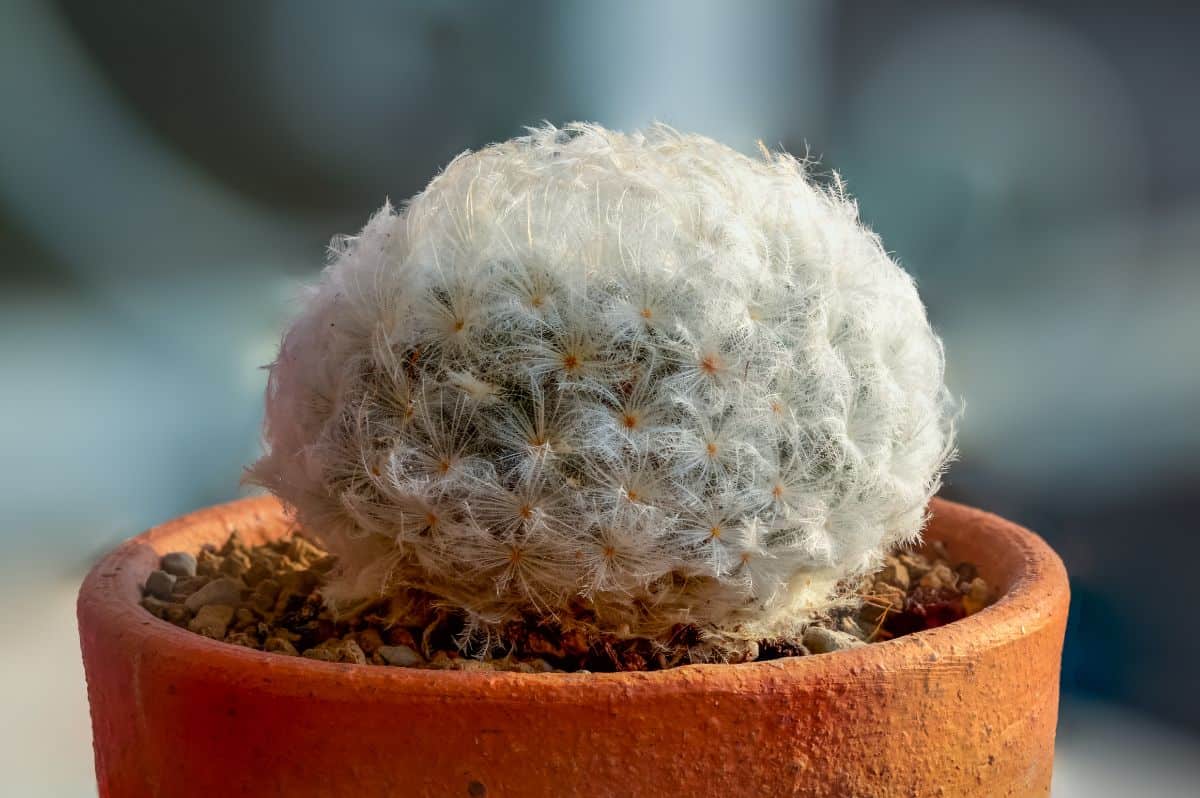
top-left (250, 124), bottom-right (955, 646)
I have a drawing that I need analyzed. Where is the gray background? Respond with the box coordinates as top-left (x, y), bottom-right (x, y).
top-left (1, 1), bottom-right (1196, 793)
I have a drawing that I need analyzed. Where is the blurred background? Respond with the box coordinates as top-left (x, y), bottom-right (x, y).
top-left (1, 0), bottom-right (1197, 794)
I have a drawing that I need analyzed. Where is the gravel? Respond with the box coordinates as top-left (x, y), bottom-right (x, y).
top-left (803, 627), bottom-right (867, 654)
top-left (188, 604), bottom-right (235, 639)
top-left (143, 570), bottom-right (176, 600)
top-left (183, 577), bottom-right (243, 612)
top-left (301, 638), bottom-right (367, 665)
top-left (160, 551), bottom-right (198, 578)
top-left (140, 529), bottom-right (994, 671)
top-left (378, 645), bottom-right (425, 667)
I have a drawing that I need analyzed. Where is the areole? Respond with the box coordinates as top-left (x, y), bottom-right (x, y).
top-left (78, 495), bottom-right (1069, 798)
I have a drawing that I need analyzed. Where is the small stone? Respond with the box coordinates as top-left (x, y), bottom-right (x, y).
top-left (163, 603), bottom-right (191, 626)
top-left (287, 536), bottom-right (325, 565)
top-left (195, 549), bottom-right (224, 577)
top-left (275, 570), bottom-right (320, 610)
top-left (803, 626), bottom-right (866, 655)
top-left (250, 579), bottom-right (281, 614)
top-left (898, 552), bottom-right (932, 581)
top-left (838, 616), bottom-right (868, 641)
top-left (377, 644), bottom-right (425, 667)
top-left (265, 636), bottom-right (299, 656)
top-left (242, 561), bottom-right (274, 587)
top-left (220, 549), bottom-right (252, 579)
top-left (301, 638), bottom-right (367, 665)
top-left (225, 631), bottom-right (259, 649)
top-left (964, 577), bottom-right (991, 614)
top-left (184, 577), bottom-right (243, 612)
top-left (160, 551), bottom-right (197, 578)
top-left (876, 559), bottom-right (910, 591)
top-left (143, 570), bottom-right (176, 600)
top-left (140, 595), bottom-right (170, 618)
top-left (356, 628), bottom-right (384, 655)
top-left (920, 563), bottom-right (957, 591)
top-left (189, 604), bottom-right (235, 639)
top-left (171, 575), bottom-right (207, 597)
top-left (452, 659), bottom-right (496, 672)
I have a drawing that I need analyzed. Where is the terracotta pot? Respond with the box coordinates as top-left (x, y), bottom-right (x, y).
top-left (78, 496), bottom-right (1068, 797)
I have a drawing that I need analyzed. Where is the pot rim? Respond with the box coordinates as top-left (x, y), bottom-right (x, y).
top-left (78, 495), bottom-right (1068, 691)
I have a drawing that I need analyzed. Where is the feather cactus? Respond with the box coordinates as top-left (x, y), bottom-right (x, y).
top-left (249, 123), bottom-right (956, 650)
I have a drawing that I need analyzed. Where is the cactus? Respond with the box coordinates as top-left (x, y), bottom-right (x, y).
top-left (249, 123), bottom-right (956, 649)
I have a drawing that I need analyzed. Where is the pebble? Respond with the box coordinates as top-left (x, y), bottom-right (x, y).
top-left (189, 604), bottom-right (235, 639)
top-left (920, 563), bottom-right (958, 591)
top-left (220, 549), bottom-right (252, 579)
top-left (250, 579), bottom-right (281, 613)
top-left (226, 631), bottom-right (259, 648)
top-left (301, 638), bottom-right (367, 665)
top-left (183, 577), bottom-right (243, 612)
top-left (196, 549), bottom-right (224, 577)
top-left (160, 551), bottom-right (197, 578)
top-left (877, 559), bottom-right (911, 591)
top-left (377, 644), bottom-right (425, 667)
top-left (163, 602), bottom-right (191, 626)
top-left (803, 626), bottom-right (866, 655)
top-left (143, 570), bottom-right (177, 600)
top-left (898, 552), bottom-right (933, 581)
top-left (139, 595), bottom-right (171, 618)
top-left (963, 577), bottom-right (991, 614)
top-left (838, 617), bottom-right (869, 641)
top-left (145, 529), bottom-right (997, 672)
top-left (355, 628), bottom-right (384, 655)
top-left (287, 536), bottom-right (325, 565)
top-left (265, 636), bottom-right (299, 656)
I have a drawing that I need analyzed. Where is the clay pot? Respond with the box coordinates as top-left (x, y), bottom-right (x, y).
top-left (78, 496), bottom-right (1068, 797)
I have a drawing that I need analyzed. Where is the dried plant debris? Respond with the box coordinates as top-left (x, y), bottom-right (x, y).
top-left (140, 532), bottom-right (994, 673)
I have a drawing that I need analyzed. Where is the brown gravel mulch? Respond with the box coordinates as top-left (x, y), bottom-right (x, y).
top-left (139, 532), bottom-right (994, 673)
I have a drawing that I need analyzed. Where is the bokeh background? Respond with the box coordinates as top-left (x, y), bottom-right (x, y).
top-left (2, 1), bottom-right (1197, 794)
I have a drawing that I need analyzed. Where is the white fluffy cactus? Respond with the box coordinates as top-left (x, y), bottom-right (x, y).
top-left (250, 124), bottom-right (955, 647)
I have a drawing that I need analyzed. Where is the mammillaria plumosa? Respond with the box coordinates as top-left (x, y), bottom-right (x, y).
top-left (249, 123), bottom-right (956, 651)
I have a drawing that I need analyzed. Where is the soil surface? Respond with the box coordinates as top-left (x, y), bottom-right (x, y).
top-left (140, 532), bottom-right (994, 672)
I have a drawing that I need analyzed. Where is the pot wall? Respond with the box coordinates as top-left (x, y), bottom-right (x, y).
top-left (78, 496), bottom-right (1069, 797)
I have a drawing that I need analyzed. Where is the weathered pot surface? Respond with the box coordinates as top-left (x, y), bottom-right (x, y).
top-left (78, 496), bottom-right (1069, 797)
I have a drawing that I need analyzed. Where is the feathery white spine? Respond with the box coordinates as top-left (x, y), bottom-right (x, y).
top-left (250, 123), bottom-right (956, 643)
